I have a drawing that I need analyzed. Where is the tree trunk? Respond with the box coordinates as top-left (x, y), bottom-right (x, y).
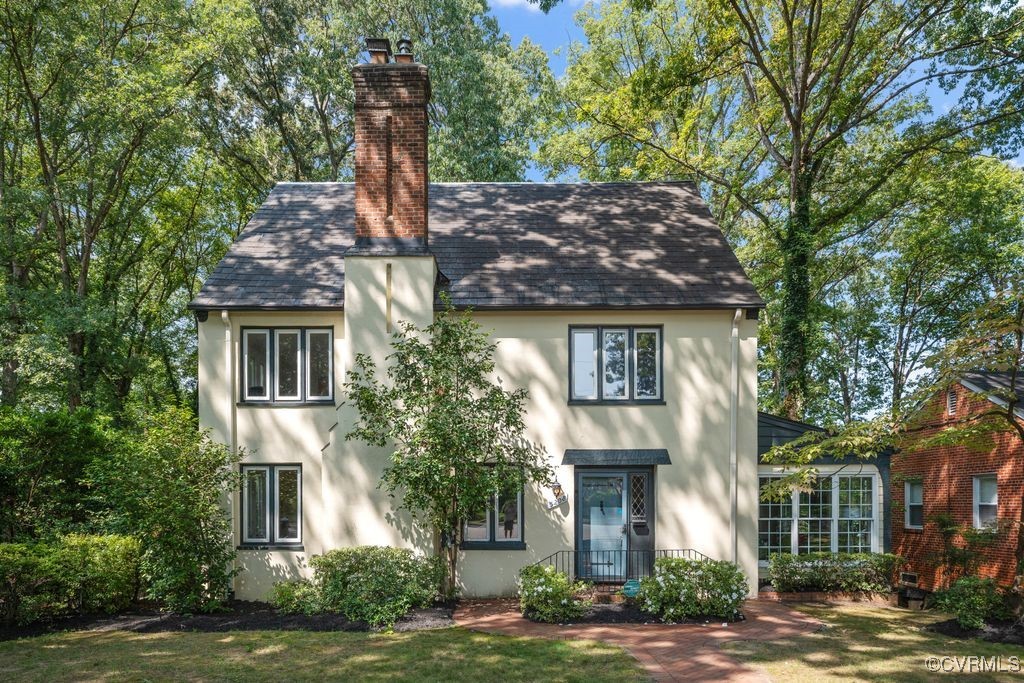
top-left (778, 172), bottom-right (813, 420)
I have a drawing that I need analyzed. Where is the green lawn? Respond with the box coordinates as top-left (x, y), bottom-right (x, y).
top-left (0, 627), bottom-right (642, 682)
top-left (726, 603), bottom-right (1024, 682)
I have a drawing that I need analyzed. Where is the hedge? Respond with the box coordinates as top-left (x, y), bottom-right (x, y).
top-left (0, 534), bottom-right (141, 625)
top-left (767, 552), bottom-right (902, 593)
top-left (637, 558), bottom-right (748, 621)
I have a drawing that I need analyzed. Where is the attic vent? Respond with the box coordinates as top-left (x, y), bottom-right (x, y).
top-left (947, 389), bottom-right (957, 416)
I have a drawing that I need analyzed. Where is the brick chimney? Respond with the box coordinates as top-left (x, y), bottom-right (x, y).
top-left (352, 38), bottom-right (430, 249)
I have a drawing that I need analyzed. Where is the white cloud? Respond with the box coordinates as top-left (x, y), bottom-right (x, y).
top-left (490, 0), bottom-right (542, 12)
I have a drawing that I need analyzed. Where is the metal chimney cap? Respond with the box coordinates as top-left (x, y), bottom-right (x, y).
top-left (396, 38), bottom-right (413, 54)
top-left (365, 37), bottom-right (392, 63)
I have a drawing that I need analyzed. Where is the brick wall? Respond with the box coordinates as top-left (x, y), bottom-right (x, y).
top-left (891, 381), bottom-right (1023, 591)
top-left (352, 63), bottom-right (430, 242)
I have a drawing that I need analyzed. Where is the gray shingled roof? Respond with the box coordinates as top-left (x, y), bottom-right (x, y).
top-left (960, 370), bottom-right (1024, 418)
top-left (190, 181), bottom-right (763, 311)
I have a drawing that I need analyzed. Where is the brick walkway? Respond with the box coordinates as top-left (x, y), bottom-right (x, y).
top-left (454, 599), bottom-right (821, 682)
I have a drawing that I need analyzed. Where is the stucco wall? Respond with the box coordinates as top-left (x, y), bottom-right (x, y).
top-left (198, 261), bottom-right (759, 599)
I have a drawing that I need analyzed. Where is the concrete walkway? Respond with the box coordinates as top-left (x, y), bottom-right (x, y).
top-left (454, 599), bottom-right (822, 682)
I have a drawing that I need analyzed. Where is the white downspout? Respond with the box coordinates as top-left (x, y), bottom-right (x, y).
top-left (730, 308), bottom-right (743, 564)
top-left (222, 310), bottom-right (237, 455)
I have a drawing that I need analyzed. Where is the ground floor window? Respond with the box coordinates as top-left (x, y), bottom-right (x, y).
top-left (759, 472), bottom-right (877, 563)
top-left (463, 489), bottom-right (523, 547)
top-left (242, 465), bottom-right (302, 545)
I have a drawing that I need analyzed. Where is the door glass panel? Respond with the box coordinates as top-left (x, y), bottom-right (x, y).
top-left (602, 330), bottom-right (627, 398)
top-left (579, 475), bottom-right (626, 580)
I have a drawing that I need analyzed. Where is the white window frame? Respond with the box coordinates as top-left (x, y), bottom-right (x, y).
top-left (973, 474), bottom-right (998, 529)
top-left (242, 465), bottom-right (271, 544)
top-left (757, 467), bottom-right (881, 566)
top-left (633, 328), bottom-right (661, 400)
top-left (274, 465), bottom-right (302, 544)
top-left (601, 328), bottom-right (630, 401)
top-left (904, 480), bottom-right (924, 529)
top-left (274, 329), bottom-right (302, 401)
top-left (570, 328), bottom-right (599, 400)
top-left (242, 329), bottom-right (271, 401)
top-left (305, 329), bottom-right (334, 401)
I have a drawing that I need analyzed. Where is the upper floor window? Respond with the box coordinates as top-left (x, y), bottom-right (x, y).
top-left (973, 474), bottom-right (998, 529)
top-left (242, 328), bottom-right (333, 402)
top-left (570, 326), bottom-right (662, 402)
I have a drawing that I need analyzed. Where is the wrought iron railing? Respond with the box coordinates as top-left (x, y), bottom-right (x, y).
top-left (533, 548), bottom-right (712, 584)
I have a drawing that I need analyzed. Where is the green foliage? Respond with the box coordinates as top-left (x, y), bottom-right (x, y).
top-left (0, 408), bottom-right (114, 540)
top-left (928, 513), bottom-right (1004, 588)
top-left (933, 576), bottom-right (1010, 630)
top-left (343, 299), bottom-right (554, 597)
top-left (637, 558), bottom-right (747, 621)
top-left (518, 564), bottom-right (591, 623)
top-left (767, 553), bottom-right (902, 594)
top-left (90, 407), bottom-right (240, 613)
top-left (273, 547), bottom-right (442, 629)
top-left (0, 534), bottom-right (140, 626)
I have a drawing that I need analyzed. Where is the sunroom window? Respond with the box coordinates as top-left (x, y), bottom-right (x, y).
top-left (241, 327), bottom-right (333, 402)
top-left (758, 473), bottom-right (878, 563)
top-left (570, 326), bottom-right (662, 402)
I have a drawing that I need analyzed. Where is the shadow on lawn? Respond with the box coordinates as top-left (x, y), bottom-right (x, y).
top-left (725, 603), bottom-right (1024, 683)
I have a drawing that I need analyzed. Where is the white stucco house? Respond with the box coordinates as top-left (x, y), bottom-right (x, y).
top-left (189, 38), bottom-right (764, 600)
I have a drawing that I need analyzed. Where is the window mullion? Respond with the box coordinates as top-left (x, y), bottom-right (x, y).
top-left (831, 475), bottom-right (839, 554)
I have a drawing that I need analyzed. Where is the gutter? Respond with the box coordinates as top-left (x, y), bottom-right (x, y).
top-left (730, 307), bottom-right (742, 564)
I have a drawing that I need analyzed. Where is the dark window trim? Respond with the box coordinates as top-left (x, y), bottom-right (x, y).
top-left (568, 325), bottom-right (664, 403)
top-left (461, 489), bottom-right (526, 550)
top-left (240, 463), bottom-right (303, 546)
top-left (239, 326), bottom-right (333, 404)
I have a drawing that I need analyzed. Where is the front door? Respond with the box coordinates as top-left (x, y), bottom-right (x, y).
top-left (576, 469), bottom-right (655, 581)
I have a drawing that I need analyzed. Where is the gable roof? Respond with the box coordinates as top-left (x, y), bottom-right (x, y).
top-left (959, 370), bottom-right (1024, 419)
top-left (190, 181), bottom-right (763, 311)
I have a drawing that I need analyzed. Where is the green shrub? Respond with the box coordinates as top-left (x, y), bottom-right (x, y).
top-left (518, 564), bottom-right (591, 623)
top-left (767, 553), bottom-right (902, 593)
top-left (92, 408), bottom-right (241, 613)
top-left (934, 576), bottom-right (1010, 630)
top-left (273, 546), bottom-right (442, 628)
top-left (637, 558), bottom-right (748, 621)
top-left (0, 534), bottom-right (140, 625)
top-left (270, 579), bottom-right (318, 615)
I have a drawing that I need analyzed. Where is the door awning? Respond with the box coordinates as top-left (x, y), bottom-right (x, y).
top-left (562, 449), bottom-right (671, 466)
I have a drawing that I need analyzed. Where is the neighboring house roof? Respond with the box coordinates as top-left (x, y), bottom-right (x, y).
top-left (756, 411), bottom-right (824, 459)
top-left (190, 181), bottom-right (764, 311)
top-left (959, 370), bottom-right (1024, 420)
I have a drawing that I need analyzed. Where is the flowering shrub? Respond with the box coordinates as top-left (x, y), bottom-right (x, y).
top-left (637, 558), bottom-right (747, 621)
top-left (518, 564), bottom-right (591, 623)
top-left (767, 553), bottom-right (902, 593)
top-left (934, 576), bottom-right (1010, 630)
top-left (272, 546), bottom-right (442, 628)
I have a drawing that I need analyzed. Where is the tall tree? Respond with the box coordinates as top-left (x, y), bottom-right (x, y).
top-left (205, 0), bottom-right (555, 199)
top-left (540, 0), bottom-right (1024, 418)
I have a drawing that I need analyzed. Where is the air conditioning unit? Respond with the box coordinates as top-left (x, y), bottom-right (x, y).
top-left (899, 572), bottom-right (919, 587)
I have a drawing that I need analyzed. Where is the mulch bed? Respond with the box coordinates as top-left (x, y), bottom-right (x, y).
top-left (529, 602), bottom-right (745, 625)
top-left (930, 617), bottom-right (1024, 645)
top-left (0, 600), bottom-right (455, 641)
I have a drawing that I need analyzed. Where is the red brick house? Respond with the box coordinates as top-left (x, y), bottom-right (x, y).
top-left (892, 371), bottom-right (1024, 592)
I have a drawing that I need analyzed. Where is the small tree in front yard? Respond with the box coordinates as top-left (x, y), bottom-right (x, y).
top-left (343, 300), bottom-right (554, 597)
